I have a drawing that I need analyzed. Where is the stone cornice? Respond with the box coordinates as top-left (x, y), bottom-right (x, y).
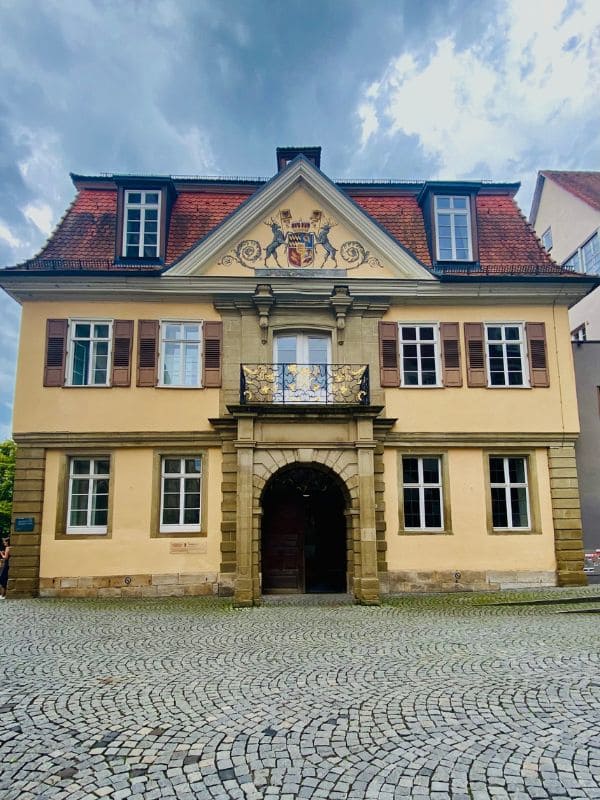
top-left (0, 273), bottom-right (592, 307)
top-left (13, 431), bottom-right (224, 447)
top-left (382, 432), bottom-right (579, 447)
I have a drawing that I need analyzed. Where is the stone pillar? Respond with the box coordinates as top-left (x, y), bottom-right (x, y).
top-left (548, 444), bottom-right (587, 586)
top-left (355, 418), bottom-right (380, 605)
top-left (9, 445), bottom-right (46, 597)
top-left (234, 416), bottom-right (256, 606)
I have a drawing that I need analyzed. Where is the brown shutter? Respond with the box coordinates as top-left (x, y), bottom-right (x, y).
top-left (111, 320), bottom-right (133, 387)
top-left (43, 319), bottom-right (68, 386)
top-left (137, 320), bottom-right (159, 387)
top-left (379, 321), bottom-right (400, 387)
top-left (203, 321), bottom-right (223, 388)
top-left (464, 322), bottom-right (487, 387)
top-left (526, 322), bottom-right (550, 387)
top-left (440, 322), bottom-right (462, 387)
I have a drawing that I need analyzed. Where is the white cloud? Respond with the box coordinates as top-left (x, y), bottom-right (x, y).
top-left (357, 103), bottom-right (379, 149)
top-left (22, 203), bottom-right (54, 237)
top-left (0, 221), bottom-right (22, 249)
top-left (357, 0), bottom-right (600, 184)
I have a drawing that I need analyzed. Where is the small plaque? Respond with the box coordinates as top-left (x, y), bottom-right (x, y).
top-left (14, 517), bottom-right (35, 533)
top-left (169, 540), bottom-right (206, 555)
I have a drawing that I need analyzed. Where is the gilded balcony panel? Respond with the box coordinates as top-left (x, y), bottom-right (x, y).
top-left (240, 364), bottom-right (369, 405)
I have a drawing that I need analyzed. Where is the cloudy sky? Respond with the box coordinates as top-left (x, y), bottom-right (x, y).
top-left (0, 0), bottom-right (599, 437)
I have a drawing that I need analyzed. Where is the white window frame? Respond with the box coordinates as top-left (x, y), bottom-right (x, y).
top-left (122, 189), bottom-right (161, 258)
top-left (273, 331), bottom-right (332, 403)
top-left (402, 455), bottom-right (444, 531)
top-left (489, 456), bottom-right (531, 530)
top-left (434, 195), bottom-right (473, 261)
top-left (398, 323), bottom-right (441, 387)
top-left (66, 319), bottom-right (113, 387)
top-left (159, 455), bottom-right (203, 533)
top-left (581, 231), bottom-right (600, 275)
top-left (563, 230), bottom-right (600, 275)
top-left (541, 227), bottom-right (553, 251)
top-left (484, 322), bottom-right (529, 388)
top-left (158, 320), bottom-right (203, 388)
top-left (273, 332), bottom-right (332, 365)
top-left (66, 456), bottom-right (110, 534)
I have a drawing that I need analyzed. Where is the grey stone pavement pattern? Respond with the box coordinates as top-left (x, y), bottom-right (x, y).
top-left (1, 590), bottom-right (600, 799)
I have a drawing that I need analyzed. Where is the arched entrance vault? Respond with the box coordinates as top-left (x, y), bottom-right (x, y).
top-left (230, 439), bottom-right (382, 607)
top-left (261, 464), bottom-right (350, 594)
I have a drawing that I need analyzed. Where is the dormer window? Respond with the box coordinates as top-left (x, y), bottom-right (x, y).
top-left (123, 190), bottom-right (161, 258)
top-left (434, 196), bottom-right (472, 261)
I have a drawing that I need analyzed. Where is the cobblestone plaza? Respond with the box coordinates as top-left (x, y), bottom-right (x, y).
top-left (1, 591), bottom-right (599, 799)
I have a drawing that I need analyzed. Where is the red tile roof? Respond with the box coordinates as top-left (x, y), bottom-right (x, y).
top-left (9, 178), bottom-right (572, 277)
top-left (165, 191), bottom-right (253, 263)
top-left (475, 194), bottom-right (561, 272)
top-left (542, 171), bottom-right (600, 213)
top-left (350, 194), bottom-right (432, 266)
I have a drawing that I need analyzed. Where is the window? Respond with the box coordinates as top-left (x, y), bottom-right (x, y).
top-left (563, 231), bottom-right (600, 275)
top-left (68, 321), bottom-right (112, 386)
top-left (399, 325), bottom-right (440, 386)
top-left (541, 227), bottom-right (553, 251)
top-left (160, 322), bottom-right (202, 387)
top-left (67, 457), bottom-right (110, 534)
top-left (160, 456), bottom-right (202, 532)
top-left (485, 324), bottom-right (527, 387)
top-left (123, 190), bottom-right (161, 258)
top-left (489, 456), bottom-right (530, 530)
top-left (402, 456), bottom-right (443, 530)
top-left (564, 252), bottom-right (581, 271)
top-left (571, 323), bottom-right (587, 342)
top-left (435, 196), bottom-right (472, 260)
top-left (274, 332), bottom-right (331, 402)
top-left (581, 232), bottom-right (600, 275)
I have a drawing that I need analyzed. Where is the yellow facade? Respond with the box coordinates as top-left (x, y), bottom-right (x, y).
top-left (2, 160), bottom-right (592, 603)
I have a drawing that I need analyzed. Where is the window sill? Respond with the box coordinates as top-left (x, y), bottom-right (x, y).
top-left (64, 384), bottom-right (112, 389)
top-left (64, 528), bottom-right (109, 537)
top-left (399, 529), bottom-right (453, 536)
top-left (489, 528), bottom-right (542, 536)
top-left (486, 385), bottom-right (531, 390)
top-left (398, 385), bottom-right (443, 389)
top-left (157, 529), bottom-right (207, 538)
top-left (157, 385), bottom-right (203, 390)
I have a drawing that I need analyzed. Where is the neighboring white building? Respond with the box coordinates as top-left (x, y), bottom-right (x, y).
top-left (531, 172), bottom-right (600, 558)
top-left (530, 171), bottom-right (600, 339)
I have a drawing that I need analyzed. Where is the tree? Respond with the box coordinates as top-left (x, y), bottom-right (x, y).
top-left (0, 440), bottom-right (16, 535)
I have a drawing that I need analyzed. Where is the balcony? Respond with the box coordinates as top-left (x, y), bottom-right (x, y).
top-left (240, 364), bottom-right (369, 405)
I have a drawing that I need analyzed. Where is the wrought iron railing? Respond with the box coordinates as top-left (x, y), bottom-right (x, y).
top-left (240, 364), bottom-right (369, 405)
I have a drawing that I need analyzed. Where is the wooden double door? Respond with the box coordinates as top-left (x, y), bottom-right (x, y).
top-left (261, 468), bottom-right (347, 594)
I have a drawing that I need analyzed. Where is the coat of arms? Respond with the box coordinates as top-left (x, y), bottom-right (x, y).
top-left (264, 210), bottom-right (336, 268)
top-left (219, 207), bottom-right (383, 271)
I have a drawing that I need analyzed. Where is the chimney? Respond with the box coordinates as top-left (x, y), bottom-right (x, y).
top-left (276, 146), bottom-right (321, 172)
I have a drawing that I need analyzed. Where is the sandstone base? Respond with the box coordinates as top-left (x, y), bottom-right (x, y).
top-left (386, 569), bottom-right (557, 593)
top-left (38, 572), bottom-right (233, 598)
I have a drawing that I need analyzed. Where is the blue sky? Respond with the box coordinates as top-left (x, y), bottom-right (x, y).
top-left (0, 0), bottom-right (599, 438)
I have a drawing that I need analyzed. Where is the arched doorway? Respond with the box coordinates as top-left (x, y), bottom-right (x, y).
top-left (261, 465), bottom-right (348, 594)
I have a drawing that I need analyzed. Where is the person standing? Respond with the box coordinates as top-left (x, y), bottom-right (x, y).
top-left (0, 537), bottom-right (10, 599)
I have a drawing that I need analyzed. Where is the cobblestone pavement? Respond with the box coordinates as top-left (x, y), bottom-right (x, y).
top-left (1, 590), bottom-right (600, 799)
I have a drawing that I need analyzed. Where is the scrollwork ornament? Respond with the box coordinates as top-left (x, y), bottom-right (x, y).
top-left (340, 240), bottom-right (366, 266)
top-left (340, 240), bottom-right (383, 270)
top-left (236, 239), bottom-right (262, 266)
top-left (219, 239), bottom-right (262, 268)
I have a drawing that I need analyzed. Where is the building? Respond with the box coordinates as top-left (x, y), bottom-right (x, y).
top-left (530, 171), bottom-right (600, 554)
top-left (529, 171), bottom-right (600, 338)
top-left (1, 147), bottom-right (596, 606)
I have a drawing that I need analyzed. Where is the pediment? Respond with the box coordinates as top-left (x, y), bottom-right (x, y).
top-left (165, 158), bottom-right (434, 280)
